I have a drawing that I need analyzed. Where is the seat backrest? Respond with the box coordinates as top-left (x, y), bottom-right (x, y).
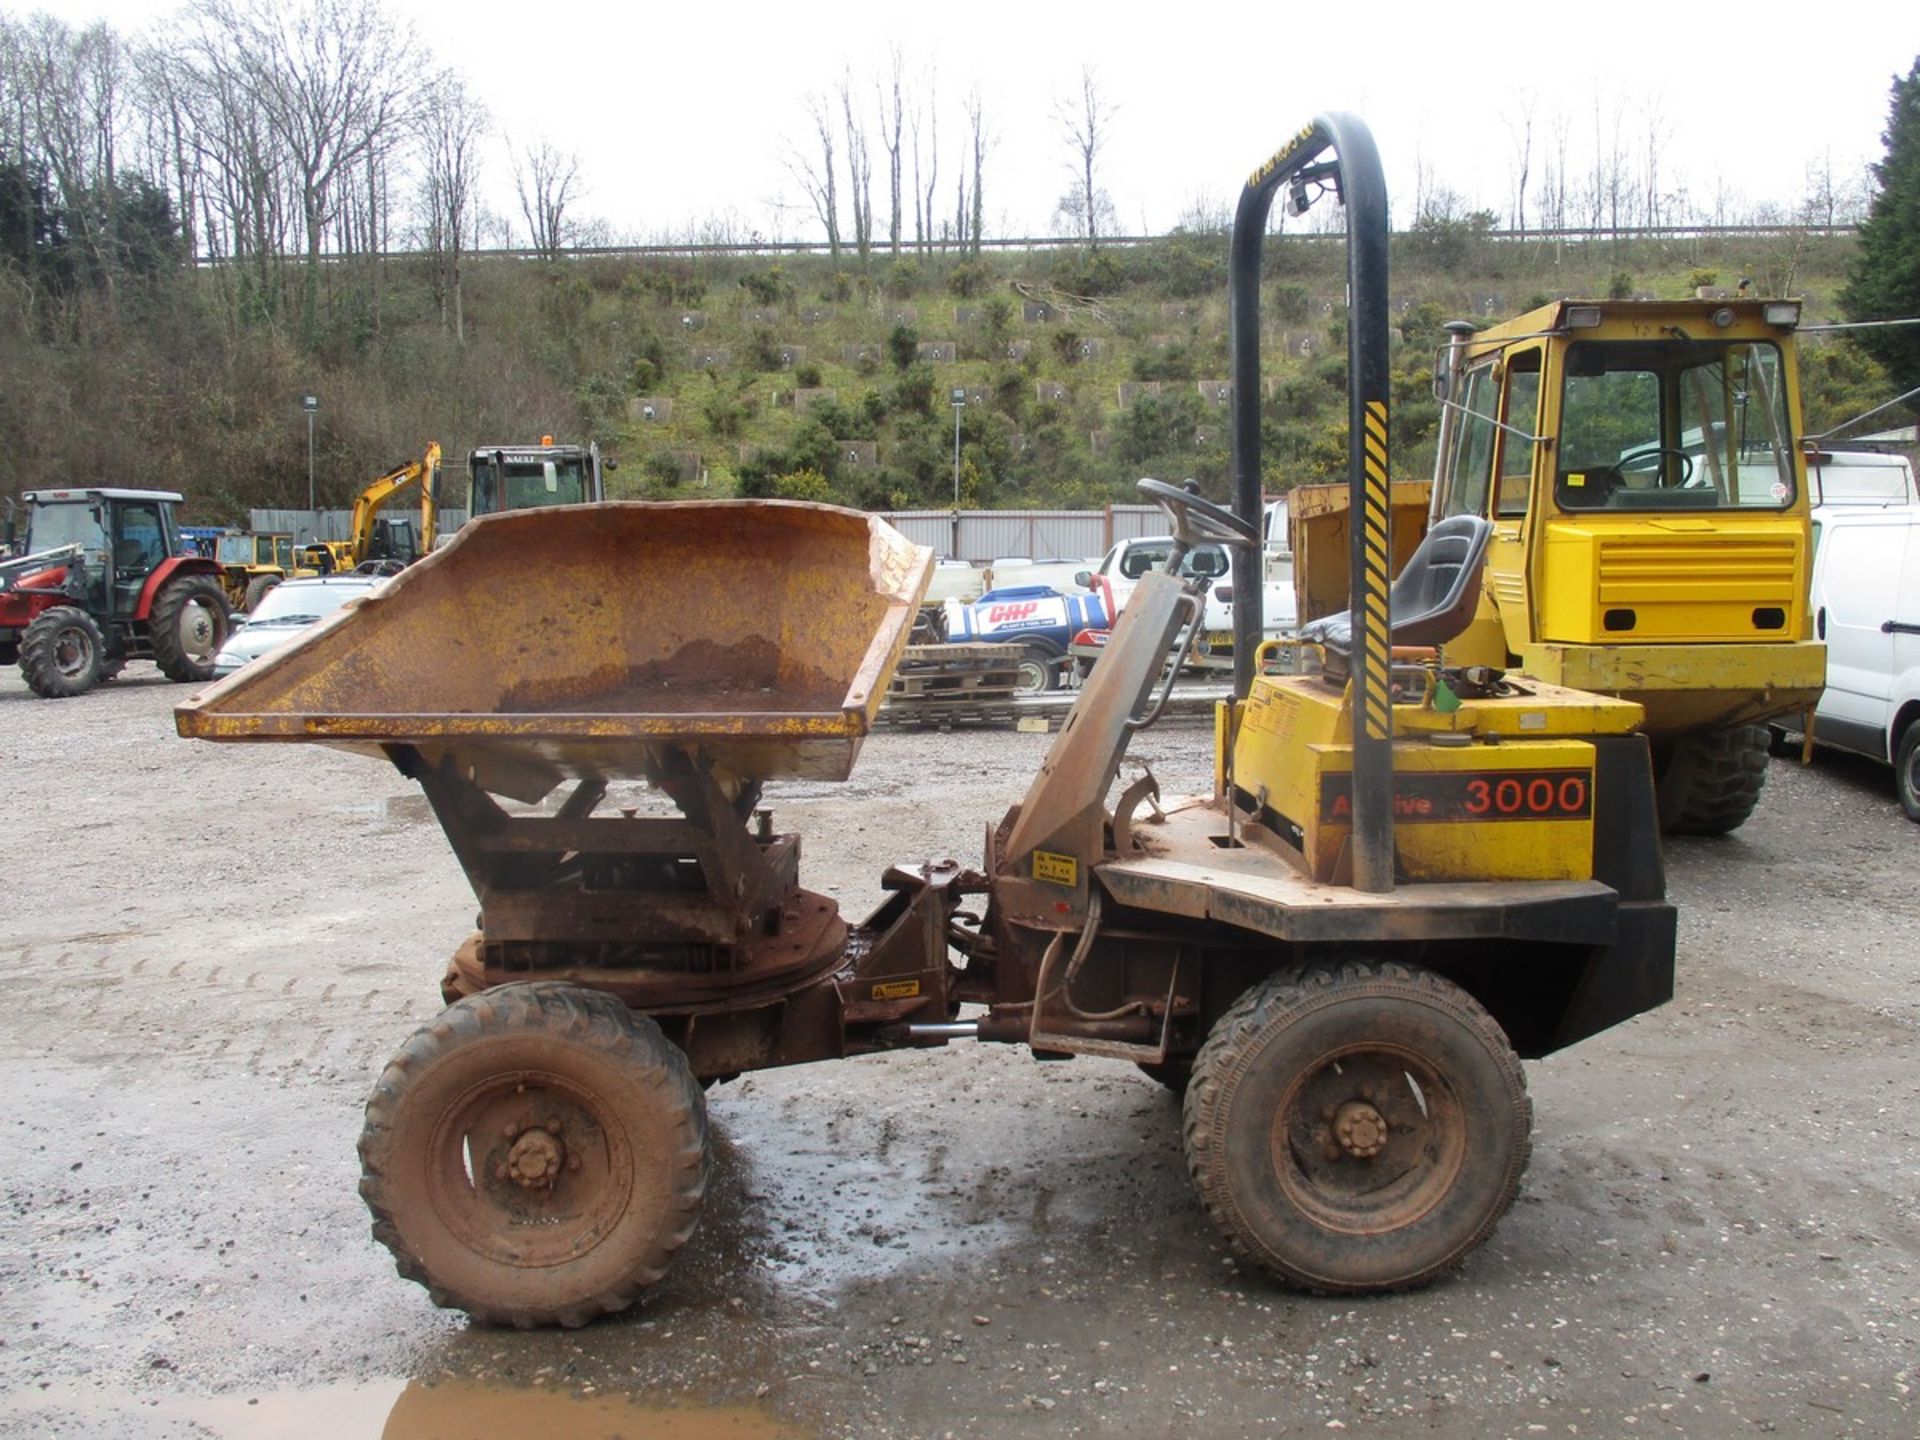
top-left (1386, 514), bottom-right (1495, 648)
top-left (115, 538), bottom-right (148, 571)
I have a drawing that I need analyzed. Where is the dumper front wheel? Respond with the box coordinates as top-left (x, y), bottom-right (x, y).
top-left (359, 982), bottom-right (709, 1328)
top-left (1184, 961), bottom-right (1529, 1294)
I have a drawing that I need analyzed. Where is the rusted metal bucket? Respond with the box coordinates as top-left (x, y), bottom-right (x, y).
top-left (176, 501), bottom-right (932, 796)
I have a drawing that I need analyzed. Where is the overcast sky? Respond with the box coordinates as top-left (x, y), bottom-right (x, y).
top-left (34, 0), bottom-right (1920, 244)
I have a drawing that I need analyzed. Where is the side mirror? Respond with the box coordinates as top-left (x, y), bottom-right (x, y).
top-left (1073, 570), bottom-right (1093, 589)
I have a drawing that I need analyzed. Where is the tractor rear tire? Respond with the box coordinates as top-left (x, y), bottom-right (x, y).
top-left (359, 982), bottom-right (709, 1328)
top-left (1184, 960), bottom-right (1531, 1294)
top-left (1656, 725), bottom-right (1771, 836)
top-left (148, 575), bottom-right (232, 682)
top-left (19, 606), bottom-right (105, 698)
top-left (243, 574), bottom-right (281, 611)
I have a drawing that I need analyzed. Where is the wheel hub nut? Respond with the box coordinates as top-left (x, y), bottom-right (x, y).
top-left (1334, 1101), bottom-right (1388, 1159)
top-left (504, 1128), bottom-right (565, 1188)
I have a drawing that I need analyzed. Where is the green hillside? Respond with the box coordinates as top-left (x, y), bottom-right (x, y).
top-left (0, 229), bottom-right (1888, 527)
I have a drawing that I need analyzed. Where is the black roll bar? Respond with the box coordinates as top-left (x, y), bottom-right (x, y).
top-left (1228, 114), bottom-right (1395, 894)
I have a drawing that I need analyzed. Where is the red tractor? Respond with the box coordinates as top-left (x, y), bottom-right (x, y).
top-left (1, 488), bottom-right (234, 698)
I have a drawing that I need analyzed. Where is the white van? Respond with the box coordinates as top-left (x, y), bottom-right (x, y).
top-left (1798, 451), bottom-right (1920, 820)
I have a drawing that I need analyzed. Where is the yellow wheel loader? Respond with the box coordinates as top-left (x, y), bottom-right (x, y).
top-left (178, 115), bottom-right (1676, 1328)
top-left (1293, 295), bottom-right (1824, 834)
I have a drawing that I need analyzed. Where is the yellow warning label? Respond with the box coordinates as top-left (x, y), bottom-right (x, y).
top-left (871, 979), bottom-right (921, 1001)
top-left (1033, 850), bottom-right (1078, 886)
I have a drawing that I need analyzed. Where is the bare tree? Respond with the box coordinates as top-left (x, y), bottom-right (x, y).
top-left (909, 63), bottom-right (937, 252)
top-left (838, 69), bottom-right (872, 265)
top-left (1639, 91), bottom-right (1669, 229)
top-left (419, 74), bottom-right (486, 340)
top-left (965, 85), bottom-right (988, 256)
top-left (131, 41), bottom-right (203, 259)
top-left (1054, 65), bottom-right (1115, 247)
top-left (512, 137), bottom-right (579, 260)
top-left (1505, 91), bottom-right (1535, 239)
top-left (8, 16), bottom-right (124, 291)
top-left (788, 90), bottom-right (840, 262)
top-left (192, 0), bottom-right (422, 343)
top-left (877, 46), bottom-right (904, 256)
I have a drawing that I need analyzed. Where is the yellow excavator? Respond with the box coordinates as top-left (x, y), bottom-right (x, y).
top-left (298, 443), bottom-right (442, 578)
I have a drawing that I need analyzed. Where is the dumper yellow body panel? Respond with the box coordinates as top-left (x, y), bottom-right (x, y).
top-left (176, 501), bottom-right (934, 796)
top-left (1229, 673), bottom-right (1643, 884)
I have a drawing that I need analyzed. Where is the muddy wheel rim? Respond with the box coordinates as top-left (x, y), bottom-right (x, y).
top-left (427, 1068), bottom-right (634, 1269)
top-left (1015, 656), bottom-right (1050, 694)
top-left (1270, 1042), bottom-right (1467, 1234)
top-left (52, 626), bottom-right (96, 679)
top-left (175, 598), bottom-right (220, 660)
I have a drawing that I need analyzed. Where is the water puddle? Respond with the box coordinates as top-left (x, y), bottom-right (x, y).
top-left (19, 1378), bottom-right (804, 1439)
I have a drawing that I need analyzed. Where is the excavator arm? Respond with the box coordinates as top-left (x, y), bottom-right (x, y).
top-left (344, 442), bottom-right (441, 567)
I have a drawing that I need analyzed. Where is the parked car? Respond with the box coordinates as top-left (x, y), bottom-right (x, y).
top-left (210, 575), bottom-right (385, 678)
top-left (1067, 531), bottom-right (1298, 678)
top-left (1786, 451), bottom-right (1920, 819)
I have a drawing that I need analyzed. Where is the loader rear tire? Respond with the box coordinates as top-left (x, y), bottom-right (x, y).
top-left (243, 574), bottom-right (281, 611)
top-left (19, 606), bottom-right (104, 698)
top-left (1656, 725), bottom-right (1771, 835)
top-left (148, 574), bottom-right (231, 682)
top-left (359, 982), bottom-right (709, 1328)
top-left (1184, 960), bottom-right (1530, 1294)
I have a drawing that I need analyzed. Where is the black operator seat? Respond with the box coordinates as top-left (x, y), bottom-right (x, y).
top-left (1299, 514), bottom-right (1495, 655)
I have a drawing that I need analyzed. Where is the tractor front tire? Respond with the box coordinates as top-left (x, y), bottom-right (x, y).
top-left (1656, 725), bottom-right (1771, 835)
top-left (1184, 960), bottom-right (1531, 1294)
top-left (148, 575), bottom-right (232, 682)
top-left (359, 982), bottom-right (709, 1328)
top-left (19, 606), bottom-right (105, 698)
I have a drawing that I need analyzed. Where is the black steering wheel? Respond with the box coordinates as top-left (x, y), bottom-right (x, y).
top-left (1138, 478), bottom-right (1258, 548)
top-left (1616, 446), bottom-right (1696, 487)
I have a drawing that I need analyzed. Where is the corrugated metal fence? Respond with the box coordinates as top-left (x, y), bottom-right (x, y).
top-left (877, 505), bottom-right (1164, 563)
top-left (250, 504), bottom-right (1156, 564)
top-left (250, 508), bottom-right (469, 542)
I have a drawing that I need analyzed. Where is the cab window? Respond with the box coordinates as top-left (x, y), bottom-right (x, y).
top-left (1440, 363), bottom-right (1500, 519)
top-left (1495, 350), bottom-right (1541, 517)
top-left (1556, 339), bottom-right (1794, 511)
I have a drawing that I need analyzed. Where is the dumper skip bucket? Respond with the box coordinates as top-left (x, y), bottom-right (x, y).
top-left (176, 501), bottom-right (933, 796)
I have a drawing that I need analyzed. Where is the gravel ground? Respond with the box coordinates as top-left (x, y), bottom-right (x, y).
top-left (0, 663), bottom-right (1915, 1439)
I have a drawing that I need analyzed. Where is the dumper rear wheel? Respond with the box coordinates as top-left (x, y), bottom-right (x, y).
top-left (1184, 960), bottom-right (1529, 1294)
top-left (359, 982), bottom-right (709, 1328)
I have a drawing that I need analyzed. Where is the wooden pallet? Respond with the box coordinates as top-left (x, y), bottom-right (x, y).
top-left (882, 643), bottom-right (1026, 724)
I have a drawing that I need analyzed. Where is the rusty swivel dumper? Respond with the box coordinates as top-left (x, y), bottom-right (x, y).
top-left (178, 116), bottom-right (1678, 1328)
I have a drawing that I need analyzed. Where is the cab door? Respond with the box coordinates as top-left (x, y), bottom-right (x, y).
top-left (1486, 347), bottom-right (1542, 658)
top-left (1434, 348), bottom-right (1541, 663)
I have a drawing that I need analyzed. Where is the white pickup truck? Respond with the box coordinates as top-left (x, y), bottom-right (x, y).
top-left (1069, 531), bottom-right (1297, 675)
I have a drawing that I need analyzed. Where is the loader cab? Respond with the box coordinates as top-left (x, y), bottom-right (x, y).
top-left (468, 443), bottom-right (603, 519)
top-left (1430, 300), bottom-right (1815, 677)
